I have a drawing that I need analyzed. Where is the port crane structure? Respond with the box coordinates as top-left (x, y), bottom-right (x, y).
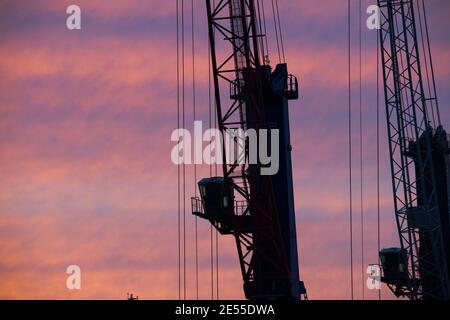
top-left (378, 0), bottom-right (450, 300)
top-left (191, 0), bottom-right (306, 300)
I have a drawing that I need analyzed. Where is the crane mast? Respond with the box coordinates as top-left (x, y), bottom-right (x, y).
top-left (192, 0), bottom-right (306, 299)
top-left (378, 0), bottom-right (450, 300)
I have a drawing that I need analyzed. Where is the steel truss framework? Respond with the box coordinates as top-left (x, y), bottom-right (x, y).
top-left (378, 0), bottom-right (450, 299)
top-left (202, 0), bottom-right (293, 299)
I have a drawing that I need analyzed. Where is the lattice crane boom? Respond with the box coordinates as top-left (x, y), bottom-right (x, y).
top-left (378, 0), bottom-right (450, 300)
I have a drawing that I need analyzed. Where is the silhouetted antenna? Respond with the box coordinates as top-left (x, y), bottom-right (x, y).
top-left (127, 293), bottom-right (139, 301)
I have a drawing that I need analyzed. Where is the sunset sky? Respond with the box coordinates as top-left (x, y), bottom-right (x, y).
top-left (0, 0), bottom-right (449, 300)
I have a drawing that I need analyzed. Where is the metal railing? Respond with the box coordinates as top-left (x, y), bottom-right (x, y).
top-left (287, 74), bottom-right (298, 93)
top-left (191, 197), bottom-right (249, 217)
top-left (235, 200), bottom-right (249, 216)
top-left (230, 79), bottom-right (245, 100)
top-left (191, 197), bottom-right (204, 215)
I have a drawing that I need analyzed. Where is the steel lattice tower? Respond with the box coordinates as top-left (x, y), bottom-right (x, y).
top-left (378, 0), bottom-right (450, 300)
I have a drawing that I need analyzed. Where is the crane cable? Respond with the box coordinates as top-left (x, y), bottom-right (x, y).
top-left (271, 0), bottom-right (282, 63)
top-left (181, 0), bottom-right (187, 300)
top-left (416, 0), bottom-right (441, 127)
top-left (184, 0), bottom-right (188, 300)
top-left (214, 0), bottom-right (219, 299)
top-left (376, 12), bottom-right (381, 301)
top-left (416, 0), bottom-right (436, 126)
top-left (176, 0), bottom-right (181, 300)
top-left (207, 8), bottom-right (215, 299)
top-left (358, 0), bottom-right (365, 301)
top-left (256, 0), bottom-right (266, 63)
top-left (259, 0), bottom-right (270, 63)
top-left (191, 0), bottom-right (199, 300)
top-left (176, 0), bottom-right (187, 300)
top-left (274, 0), bottom-right (286, 63)
top-left (420, 0), bottom-right (441, 125)
top-left (348, 0), bottom-right (354, 301)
